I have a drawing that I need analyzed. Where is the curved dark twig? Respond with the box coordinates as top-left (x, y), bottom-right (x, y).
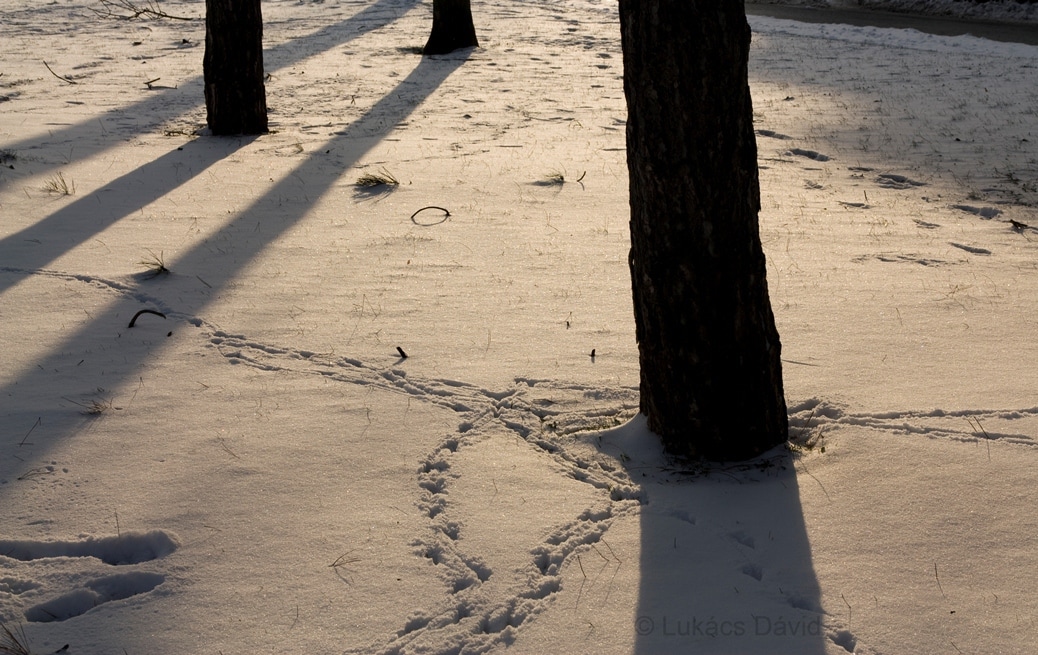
top-left (128, 309), bottom-right (167, 328)
top-left (43, 61), bottom-right (76, 85)
top-left (411, 206), bottom-right (451, 226)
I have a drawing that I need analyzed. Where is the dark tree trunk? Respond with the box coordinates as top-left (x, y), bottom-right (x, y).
top-left (423, 0), bottom-right (478, 55)
top-left (204, 0), bottom-right (268, 136)
top-left (620, 0), bottom-right (787, 461)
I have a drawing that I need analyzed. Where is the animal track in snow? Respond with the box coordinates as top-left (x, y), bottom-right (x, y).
top-left (741, 563), bottom-right (763, 581)
top-left (369, 378), bottom-right (639, 655)
top-left (949, 241), bottom-right (992, 255)
top-left (876, 172), bottom-right (926, 189)
top-left (829, 628), bottom-right (858, 653)
top-left (728, 531), bottom-right (756, 550)
top-left (789, 398), bottom-right (1038, 448)
top-left (951, 204), bottom-right (1002, 219)
top-left (787, 147), bottom-right (831, 162)
top-left (913, 218), bottom-right (942, 229)
top-left (852, 252), bottom-right (948, 267)
top-left (756, 128), bottom-right (792, 140)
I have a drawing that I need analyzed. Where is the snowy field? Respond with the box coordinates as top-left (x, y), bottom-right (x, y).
top-left (818, 0), bottom-right (1037, 23)
top-left (1, 0), bottom-right (1036, 653)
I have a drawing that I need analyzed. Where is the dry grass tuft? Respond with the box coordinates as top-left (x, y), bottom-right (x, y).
top-left (65, 389), bottom-right (119, 416)
top-left (535, 170), bottom-right (566, 187)
top-left (137, 249), bottom-right (170, 278)
top-left (43, 172), bottom-right (75, 195)
top-left (355, 167), bottom-right (400, 189)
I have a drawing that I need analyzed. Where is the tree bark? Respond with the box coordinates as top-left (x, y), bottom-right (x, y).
top-left (204, 0), bottom-right (268, 136)
top-left (423, 0), bottom-right (478, 55)
top-left (620, 0), bottom-right (787, 461)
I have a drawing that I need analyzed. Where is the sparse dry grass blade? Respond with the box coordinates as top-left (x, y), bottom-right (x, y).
top-left (0, 622), bottom-right (31, 655)
top-left (329, 551), bottom-right (361, 569)
top-left (42, 172), bottom-right (75, 195)
top-left (330, 550), bottom-right (361, 584)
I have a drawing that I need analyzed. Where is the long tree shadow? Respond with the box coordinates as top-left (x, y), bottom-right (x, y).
top-left (0, 50), bottom-right (471, 484)
top-left (0, 138), bottom-right (255, 297)
top-left (0, 0), bottom-right (420, 299)
top-left (632, 455), bottom-right (833, 654)
top-left (0, 0), bottom-right (419, 167)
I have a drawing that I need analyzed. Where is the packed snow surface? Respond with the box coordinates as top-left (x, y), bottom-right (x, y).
top-left (1, 1), bottom-right (1036, 654)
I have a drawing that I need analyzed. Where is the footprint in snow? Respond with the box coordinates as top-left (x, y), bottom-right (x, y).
top-left (951, 204), bottom-right (1002, 219)
top-left (0, 530), bottom-right (178, 624)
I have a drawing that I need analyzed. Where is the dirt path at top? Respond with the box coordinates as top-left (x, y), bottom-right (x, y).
top-left (746, 2), bottom-right (1038, 45)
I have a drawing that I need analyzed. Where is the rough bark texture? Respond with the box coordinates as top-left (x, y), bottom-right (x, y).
top-left (204, 0), bottom-right (268, 136)
top-left (424, 0), bottom-right (478, 55)
top-left (620, 0), bottom-right (787, 461)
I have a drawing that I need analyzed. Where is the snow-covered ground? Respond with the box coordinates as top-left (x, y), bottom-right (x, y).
top-left (1, 1), bottom-right (1036, 654)
top-left (765, 0), bottom-right (1038, 23)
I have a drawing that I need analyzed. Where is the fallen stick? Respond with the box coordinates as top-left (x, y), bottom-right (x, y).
top-left (43, 61), bottom-right (76, 84)
top-left (128, 309), bottom-right (167, 328)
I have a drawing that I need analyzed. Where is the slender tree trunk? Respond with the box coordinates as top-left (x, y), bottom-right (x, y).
top-left (204, 0), bottom-right (268, 136)
top-left (424, 0), bottom-right (478, 55)
top-left (620, 0), bottom-right (787, 461)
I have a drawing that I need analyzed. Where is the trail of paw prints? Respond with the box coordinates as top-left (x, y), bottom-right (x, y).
top-left (199, 339), bottom-right (643, 653)
top-left (370, 382), bottom-right (641, 655)
top-left (875, 172), bottom-right (926, 190)
top-left (0, 266), bottom-right (177, 317)
top-left (206, 331), bottom-right (507, 421)
top-left (722, 525), bottom-right (877, 655)
top-left (381, 502), bottom-right (630, 655)
top-left (0, 530), bottom-right (177, 624)
top-left (489, 378), bottom-right (642, 497)
top-left (207, 332), bottom-right (645, 500)
top-left (851, 252), bottom-right (950, 267)
top-left (789, 397), bottom-right (1038, 448)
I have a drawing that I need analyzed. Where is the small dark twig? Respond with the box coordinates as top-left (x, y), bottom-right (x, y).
top-left (128, 309), bottom-right (167, 328)
top-left (19, 418), bottom-right (41, 446)
top-left (396, 346), bottom-right (408, 359)
top-left (411, 206), bottom-right (451, 226)
top-left (576, 170), bottom-right (587, 190)
top-left (43, 61), bottom-right (76, 84)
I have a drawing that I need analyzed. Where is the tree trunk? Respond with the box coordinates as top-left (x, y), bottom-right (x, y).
top-left (620, 0), bottom-right (787, 461)
top-left (424, 0), bottom-right (478, 55)
top-left (204, 0), bottom-right (268, 136)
